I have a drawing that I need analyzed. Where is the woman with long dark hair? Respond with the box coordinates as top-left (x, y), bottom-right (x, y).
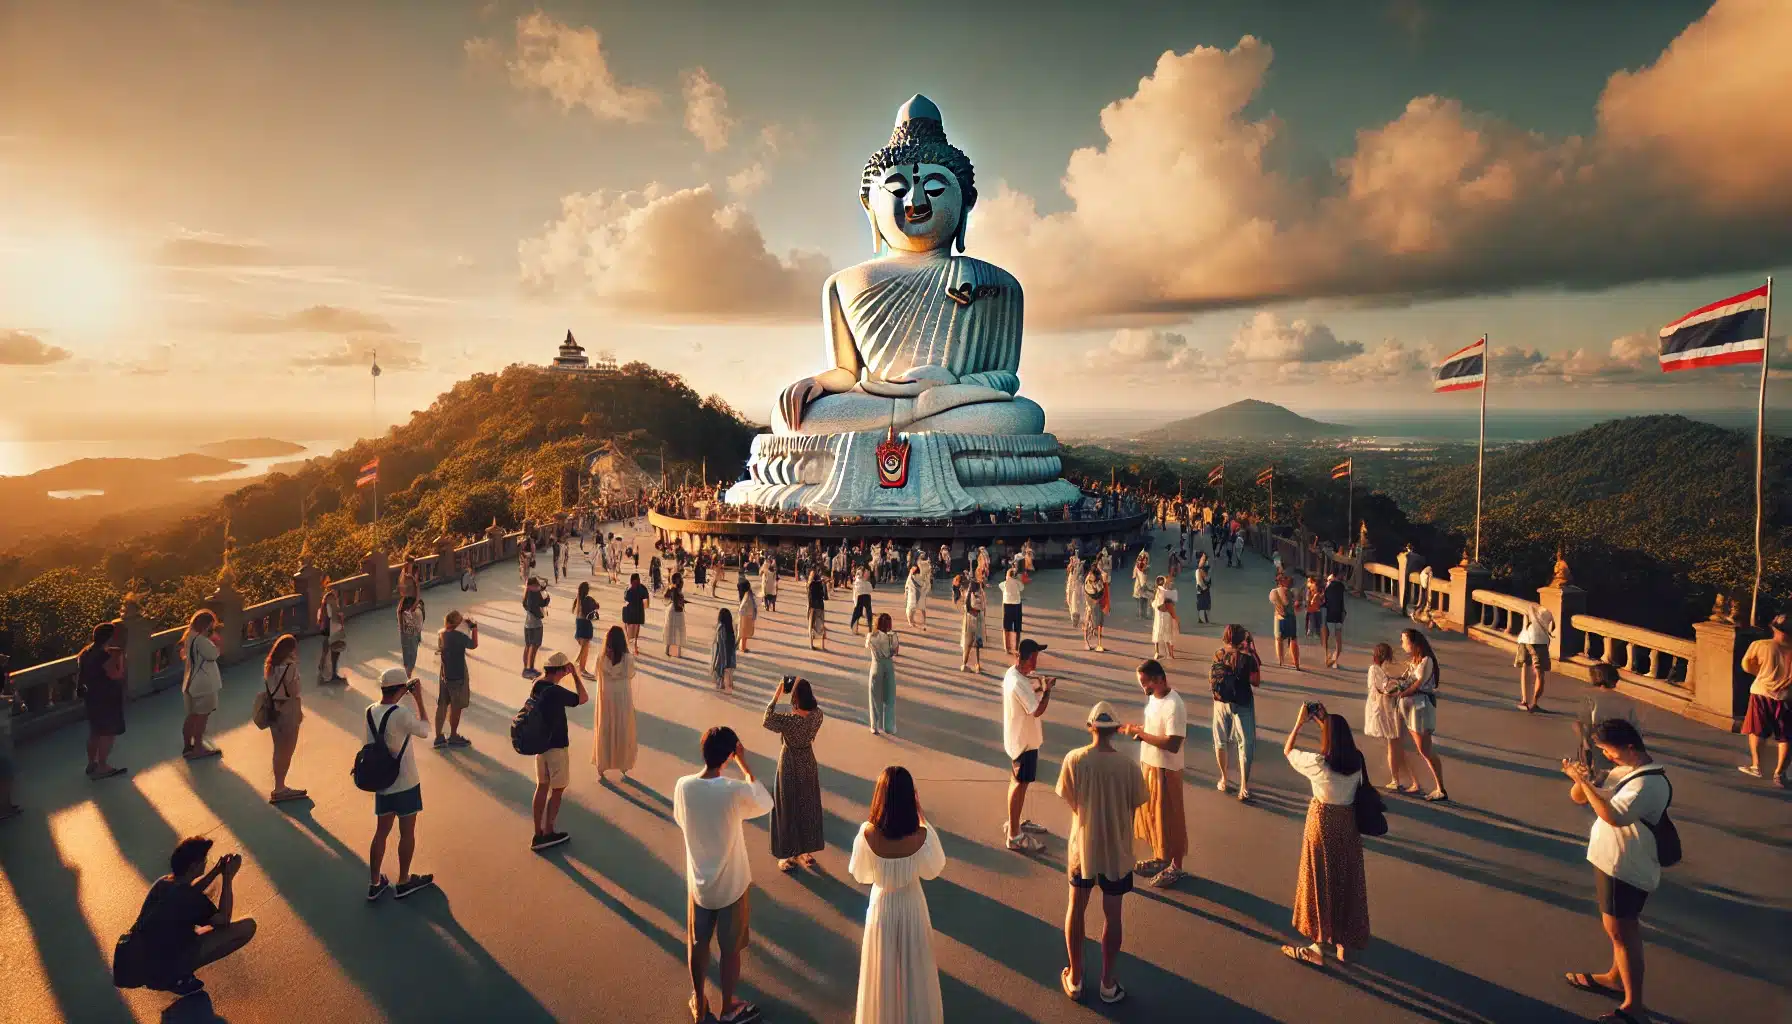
top-left (763, 677), bottom-right (825, 871)
top-left (396, 595), bottom-right (426, 678)
top-left (1281, 705), bottom-right (1371, 966)
top-left (712, 608), bottom-right (738, 692)
top-left (662, 573), bottom-right (687, 658)
top-left (573, 582), bottom-right (599, 673)
top-left (263, 634), bottom-right (307, 802)
top-left (79, 620), bottom-right (128, 779)
top-left (1397, 628), bottom-right (1449, 801)
top-left (850, 765), bottom-right (945, 1023)
top-left (592, 626), bottom-right (637, 780)
top-left (737, 575), bottom-right (759, 654)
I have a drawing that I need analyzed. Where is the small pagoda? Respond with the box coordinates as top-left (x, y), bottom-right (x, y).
top-left (548, 330), bottom-right (619, 376)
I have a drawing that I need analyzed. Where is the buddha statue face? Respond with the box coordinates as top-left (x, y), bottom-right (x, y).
top-left (867, 162), bottom-right (963, 253)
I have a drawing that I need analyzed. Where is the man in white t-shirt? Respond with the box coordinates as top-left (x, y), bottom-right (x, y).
top-left (999, 568), bottom-right (1027, 654)
top-left (1122, 659), bottom-right (1188, 887)
top-left (1002, 639), bottom-right (1056, 852)
top-left (673, 726), bottom-right (773, 1024)
top-left (1516, 603), bottom-right (1557, 712)
top-left (1562, 717), bottom-right (1670, 1021)
top-left (366, 668), bottom-right (435, 901)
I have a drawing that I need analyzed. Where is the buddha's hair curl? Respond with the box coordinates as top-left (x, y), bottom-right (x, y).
top-left (859, 117), bottom-right (977, 211)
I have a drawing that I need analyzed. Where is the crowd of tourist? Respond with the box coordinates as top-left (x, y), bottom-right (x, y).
top-left (1, 494), bottom-right (1780, 1024)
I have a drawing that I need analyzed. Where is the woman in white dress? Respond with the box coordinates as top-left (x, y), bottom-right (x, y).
top-left (592, 627), bottom-right (638, 781)
top-left (1152, 575), bottom-right (1180, 661)
top-left (737, 578), bottom-right (760, 654)
top-left (1066, 553), bottom-right (1089, 628)
top-left (1132, 551), bottom-right (1152, 618)
top-left (850, 766), bottom-right (946, 1024)
top-left (1362, 642), bottom-right (1414, 793)
top-left (904, 564), bottom-right (929, 632)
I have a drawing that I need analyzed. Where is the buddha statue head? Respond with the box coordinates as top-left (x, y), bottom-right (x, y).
top-left (860, 94), bottom-right (978, 254)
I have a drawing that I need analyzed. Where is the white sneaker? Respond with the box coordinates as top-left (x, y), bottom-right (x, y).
top-left (1005, 832), bottom-right (1043, 853)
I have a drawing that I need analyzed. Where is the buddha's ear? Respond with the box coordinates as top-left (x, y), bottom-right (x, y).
top-left (954, 209), bottom-right (968, 254)
top-left (866, 207), bottom-right (881, 255)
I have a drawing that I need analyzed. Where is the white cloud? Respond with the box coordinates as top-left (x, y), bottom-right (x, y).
top-left (472, 12), bottom-right (657, 123)
top-left (0, 329), bottom-right (72, 365)
top-left (726, 162), bottom-right (768, 197)
top-left (519, 185), bottom-right (829, 320)
top-left (976, 1), bottom-right (1792, 328)
top-left (293, 333), bottom-right (424, 370)
top-left (1084, 327), bottom-right (1210, 373)
top-left (230, 304), bottom-right (394, 335)
top-left (681, 67), bottom-right (734, 152)
top-left (1226, 312), bottom-right (1364, 363)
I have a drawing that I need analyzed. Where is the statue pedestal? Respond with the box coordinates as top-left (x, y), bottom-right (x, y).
top-left (728, 430), bottom-right (1080, 519)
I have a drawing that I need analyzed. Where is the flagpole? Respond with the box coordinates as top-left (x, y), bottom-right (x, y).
top-left (1347, 460), bottom-right (1353, 553)
top-left (1475, 333), bottom-right (1488, 565)
top-left (1752, 277), bottom-right (1772, 626)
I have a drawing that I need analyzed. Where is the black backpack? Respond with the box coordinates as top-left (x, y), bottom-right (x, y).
top-left (351, 706), bottom-right (409, 792)
top-left (1616, 766), bottom-right (1682, 868)
top-left (1209, 651), bottom-right (1251, 705)
top-left (510, 690), bottom-right (552, 755)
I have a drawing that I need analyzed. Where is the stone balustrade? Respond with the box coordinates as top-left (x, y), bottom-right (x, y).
top-left (1363, 563), bottom-right (1401, 607)
top-left (1570, 615), bottom-right (1694, 688)
top-left (1470, 587), bottom-right (1536, 647)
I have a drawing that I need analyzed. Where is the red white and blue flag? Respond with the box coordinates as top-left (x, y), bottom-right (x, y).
top-left (356, 458), bottom-right (378, 488)
top-left (519, 469), bottom-right (536, 491)
top-left (1207, 465), bottom-right (1224, 486)
top-left (1659, 284), bottom-right (1769, 372)
top-left (1434, 336), bottom-right (1486, 392)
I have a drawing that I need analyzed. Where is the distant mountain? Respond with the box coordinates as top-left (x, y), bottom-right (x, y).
top-left (1141, 399), bottom-right (1348, 441)
top-left (197, 438), bottom-right (306, 459)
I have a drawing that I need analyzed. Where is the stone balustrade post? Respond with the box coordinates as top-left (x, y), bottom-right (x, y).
top-left (1394, 549), bottom-right (1427, 614)
top-left (1444, 562), bottom-right (1489, 634)
top-left (1352, 543), bottom-right (1373, 597)
top-left (293, 555), bottom-right (324, 635)
top-left (433, 534), bottom-right (458, 585)
top-left (484, 522), bottom-right (506, 564)
top-left (117, 595), bottom-right (156, 699)
top-left (363, 549), bottom-right (394, 605)
top-left (1536, 583), bottom-right (1587, 661)
top-left (1690, 618), bottom-right (1754, 728)
top-left (202, 576), bottom-right (247, 665)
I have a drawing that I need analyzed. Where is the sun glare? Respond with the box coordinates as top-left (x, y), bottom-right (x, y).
top-left (0, 230), bottom-right (136, 334)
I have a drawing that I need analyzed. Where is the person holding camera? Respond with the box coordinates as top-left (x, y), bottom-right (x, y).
top-left (675, 727), bottom-right (774, 1024)
top-left (1002, 639), bottom-right (1055, 853)
top-left (762, 676), bottom-right (825, 871)
top-left (529, 652), bottom-right (589, 851)
top-left (1210, 625), bottom-right (1263, 802)
top-left (1280, 702), bottom-right (1371, 967)
top-left (114, 836), bottom-right (255, 999)
top-left (366, 667), bottom-right (434, 900)
top-left (521, 576), bottom-right (549, 678)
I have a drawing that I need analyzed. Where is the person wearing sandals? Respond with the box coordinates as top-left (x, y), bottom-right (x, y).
top-left (1280, 704), bottom-right (1371, 968)
top-left (261, 635), bottom-right (307, 803)
top-left (1056, 701), bottom-right (1147, 1005)
top-left (78, 621), bottom-right (128, 780)
top-left (1210, 625), bottom-right (1262, 801)
top-left (366, 668), bottom-right (435, 901)
top-left (1363, 643), bottom-right (1416, 794)
top-left (1001, 640), bottom-right (1055, 852)
top-left (675, 727), bottom-right (773, 1024)
top-left (762, 677), bottom-right (824, 872)
top-left (1562, 718), bottom-right (1670, 1024)
top-left (1738, 611), bottom-right (1792, 786)
top-left (1396, 629), bottom-right (1449, 801)
top-left (179, 611), bottom-right (224, 761)
top-left (1123, 659), bottom-right (1187, 887)
top-left (850, 766), bottom-right (946, 1024)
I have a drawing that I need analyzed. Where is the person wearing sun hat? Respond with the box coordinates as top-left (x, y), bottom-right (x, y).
top-left (365, 667), bottom-right (434, 901)
top-left (1055, 699), bottom-right (1146, 1005)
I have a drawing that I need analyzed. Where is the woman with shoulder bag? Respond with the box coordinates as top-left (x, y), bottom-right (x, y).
top-left (180, 611), bottom-right (225, 760)
top-left (1280, 704), bottom-right (1372, 967)
top-left (260, 634), bottom-right (307, 803)
top-left (1562, 718), bottom-right (1673, 1024)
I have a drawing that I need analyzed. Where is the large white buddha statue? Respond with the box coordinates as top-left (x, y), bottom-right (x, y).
top-left (726, 95), bottom-right (1079, 518)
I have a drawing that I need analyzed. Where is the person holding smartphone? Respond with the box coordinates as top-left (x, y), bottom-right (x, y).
top-left (762, 676), bottom-right (825, 870)
top-left (1002, 640), bottom-right (1055, 852)
top-left (675, 726), bottom-right (774, 1024)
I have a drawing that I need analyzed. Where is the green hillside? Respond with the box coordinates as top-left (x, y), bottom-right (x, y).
top-left (0, 363), bottom-right (756, 667)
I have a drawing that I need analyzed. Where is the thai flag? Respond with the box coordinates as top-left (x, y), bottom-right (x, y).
top-left (520, 469), bottom-right (536, 491)
top-left (1207, 465), bottom-right (1223, 486)
top-left (1256, 467), bottom-right (1274, 486)
top-left (1435, 336), bottom-right (1486, 392)
top-left (1659, 284), bottom-right (1768, 372)
top-left (356, 458), bottom-right (378, 488)
top-left (1332, 458), bottom-right (1352, 481)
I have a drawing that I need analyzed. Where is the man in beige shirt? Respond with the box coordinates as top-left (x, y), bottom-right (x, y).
top-left (1055, 701), bottom-right (1147, 1005)
top-left (1739, 612), bottom-right (1792, 786)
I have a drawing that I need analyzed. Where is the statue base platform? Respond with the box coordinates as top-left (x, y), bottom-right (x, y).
top-left (725, 430), bottom-right (1081, 518)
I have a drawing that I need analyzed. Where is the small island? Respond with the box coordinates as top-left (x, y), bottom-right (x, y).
top-left (196, 438), bottom-right (307, 459)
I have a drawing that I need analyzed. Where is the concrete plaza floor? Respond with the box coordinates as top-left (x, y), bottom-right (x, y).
top-left (1, 524), bottom-right (1786, 1023)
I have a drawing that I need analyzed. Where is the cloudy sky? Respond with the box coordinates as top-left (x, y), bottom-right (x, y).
top-left (1, 0), bottom-right (1788, 442)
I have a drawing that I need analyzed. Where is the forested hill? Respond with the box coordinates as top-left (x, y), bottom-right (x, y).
top-left (1407, 415), bottom-right (1789, 630)
top-left (0, 363), bottom-right (758, 666)
top-left (1142, 399), bottom-right (1347, 441)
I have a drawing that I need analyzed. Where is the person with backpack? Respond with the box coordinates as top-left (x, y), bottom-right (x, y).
top-left (521, 576), bottom-right (549, 678)
top-left (113, 836), bottom-right (254, 1000)
top-left (1209, 625), bottom-right (1262, 802)
top-left (1563, 718), bottom-right (1676, 1024)
top-left (361, 667), bottom-right (434, 901)
top-left (516, 652), bottom-right (589, 851)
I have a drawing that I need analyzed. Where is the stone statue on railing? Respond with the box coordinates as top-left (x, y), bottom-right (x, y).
top-left (1550, 546), bottom-right (1573, 587)
top-left (725, 94), bottom-right (1079, 519)
top-left (1709, 593), bottom-right (1738, 625)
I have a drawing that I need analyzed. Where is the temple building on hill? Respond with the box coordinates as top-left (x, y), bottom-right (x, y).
top-left (548, 331), bottom-right (618, 377)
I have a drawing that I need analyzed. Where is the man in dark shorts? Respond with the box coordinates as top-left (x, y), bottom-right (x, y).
top-left (1320, 573), bottom-right (1347, 669)
top-left (116, 836), bottom-right (255, 998)
top-left (1056, 701), bottom-right (1147, 1004)
top-left (1001, 639), bottom-right (1055, 852)
top-left (434, 612), bottom-right (477, 748)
